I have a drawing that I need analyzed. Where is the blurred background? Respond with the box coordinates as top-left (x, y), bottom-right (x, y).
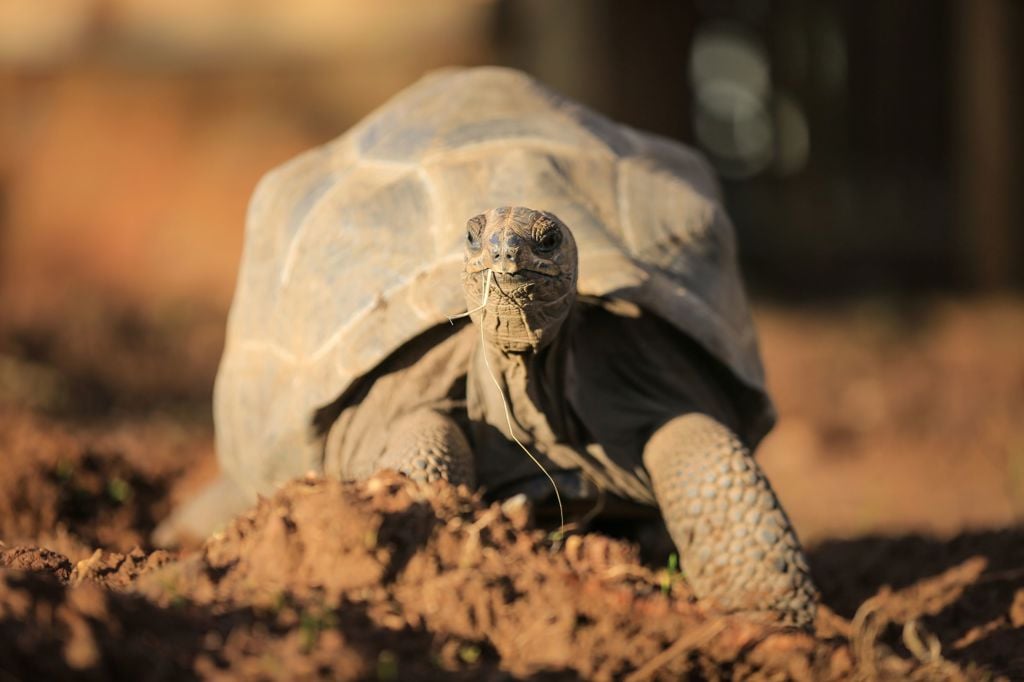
top-left (0, 0), bottom-right (1022, 542)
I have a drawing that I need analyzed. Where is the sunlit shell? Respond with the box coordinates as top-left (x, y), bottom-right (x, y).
top-left (216, 67), bottom-right (767, 493)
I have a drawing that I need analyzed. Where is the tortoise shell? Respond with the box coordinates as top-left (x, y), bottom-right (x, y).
top-left (215, 67), bottom-right (773, 495)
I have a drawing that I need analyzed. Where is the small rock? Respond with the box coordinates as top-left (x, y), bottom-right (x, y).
top-left (500, 494), bottom-right (532, 530)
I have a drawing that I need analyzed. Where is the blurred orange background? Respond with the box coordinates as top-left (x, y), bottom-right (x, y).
top-left (0, 0), bottom-right (495, 312)
top-left (3, 0), bottom-right (1019, 316)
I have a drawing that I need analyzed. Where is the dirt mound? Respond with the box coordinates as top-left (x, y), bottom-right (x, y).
top-left (1, 473), bottom-right (992, 680)
top-left (2, 300), bottom-right (1023, 679)
top-left (142, 473), bottom-right (712, 679)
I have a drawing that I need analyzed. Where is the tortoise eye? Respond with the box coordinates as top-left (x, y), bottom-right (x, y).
top-left (536, 231), bottom-right (561, 253)
top-left (466, 214), bottom-right (485, 250)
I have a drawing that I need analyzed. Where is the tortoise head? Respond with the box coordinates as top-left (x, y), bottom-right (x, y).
top-left (462, 206), bottom-right (578, 353)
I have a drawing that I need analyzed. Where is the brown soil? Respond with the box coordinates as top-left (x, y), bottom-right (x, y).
top-left (1, 297), bottom-right (1023, 680)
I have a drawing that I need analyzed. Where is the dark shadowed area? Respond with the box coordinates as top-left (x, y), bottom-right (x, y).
top-left (1, 1), bottom-right (1022, 679)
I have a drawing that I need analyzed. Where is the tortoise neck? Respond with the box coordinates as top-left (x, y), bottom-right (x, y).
top-left (468, 307), bottom-right (576, 449)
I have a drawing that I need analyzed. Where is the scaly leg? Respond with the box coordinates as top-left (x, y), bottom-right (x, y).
top-left (643, 413), bottom-right (817, 627)
top-left (376, 409), bottom-right (475, 487)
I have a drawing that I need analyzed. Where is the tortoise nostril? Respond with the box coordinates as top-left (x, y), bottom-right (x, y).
top-left (490, 246), bottom-right (516, 261)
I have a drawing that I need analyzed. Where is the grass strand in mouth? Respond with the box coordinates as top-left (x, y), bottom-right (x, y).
top-left (451, 268), bottom-right (565, 529)
top-left (447, 271), bottom-right (491, 323)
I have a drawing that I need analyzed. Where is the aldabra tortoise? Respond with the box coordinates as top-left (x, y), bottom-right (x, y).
top-left (158, 67), bottom-right (818, 625)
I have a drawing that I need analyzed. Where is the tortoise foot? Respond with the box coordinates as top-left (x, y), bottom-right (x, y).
top-left (645, 413), bottom-right (818, 627)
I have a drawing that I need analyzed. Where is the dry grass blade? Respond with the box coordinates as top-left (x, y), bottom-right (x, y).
top-left (472, 269), bottom-right (565, 529)
top-left (902, 619), bottom-right (942, 663)
top-left (850, 593), bottom-right (889, 680)
top-left (902, 619), bottom-right (966, 679)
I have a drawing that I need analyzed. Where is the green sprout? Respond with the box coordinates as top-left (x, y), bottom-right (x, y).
top-left (458, 644), bottom-right (481, 664)
top-left (299, 607), bottom-right (338, 653)
top-left (661, 552), bottom-right (681, 595)
top-left (107, 477), bottom-right (133, 504)
top-left (55, 459), bottom-right (75, 483)
top-left (376, 649), bottom-right (399, 681)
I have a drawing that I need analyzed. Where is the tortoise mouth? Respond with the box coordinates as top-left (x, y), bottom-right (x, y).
top-left (461, 267), bottom-right (575, 352)
top-left (489, 270), bottom-right (552, 299)
top-left (466, 268), bottom-right (571, 310)
top-left (490, 269), bottom-right (552, 282)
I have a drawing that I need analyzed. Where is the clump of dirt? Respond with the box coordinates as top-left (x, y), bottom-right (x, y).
top-left (0, 546), bottom-right (74, 581)
top-left (0, 473), bottom-right (993, 680)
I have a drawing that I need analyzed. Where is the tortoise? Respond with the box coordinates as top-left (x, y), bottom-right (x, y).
top-left (157, 67), bottom-right (817, 625)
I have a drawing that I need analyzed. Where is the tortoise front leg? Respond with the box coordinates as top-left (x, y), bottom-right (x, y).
top-left (376, 409), bottom-right (476, 487)
top-left (643, 413), bottom-right (818, 627)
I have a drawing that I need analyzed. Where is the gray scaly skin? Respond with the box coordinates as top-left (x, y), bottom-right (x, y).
top-left (377, 410), bottom-right (474, 487)
top-left (373, 206), bottom-right (818, 627)
top-left (645, 414), bottom-right (817, 619)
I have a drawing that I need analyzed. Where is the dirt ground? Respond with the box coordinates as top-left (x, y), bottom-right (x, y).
top-left (1, 294), bottom-right (1023, 680)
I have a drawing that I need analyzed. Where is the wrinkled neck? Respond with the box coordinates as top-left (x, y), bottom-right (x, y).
top-left (467, 307), bottom-right (575, 446)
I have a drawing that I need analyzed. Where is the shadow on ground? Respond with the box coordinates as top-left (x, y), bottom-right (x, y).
top-left (809, 528), bottom-right (1024, 676)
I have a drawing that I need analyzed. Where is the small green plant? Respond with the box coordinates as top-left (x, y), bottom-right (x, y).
top-left (55, 459), bottom-right (75, 483)
top-left (106, 477), bottom-right (132, 504)
top-left (299, 606), bottom-right (338, 653)
top-left (458, 643), bottom-right (481, 664)
top-left (661, 552), bottom-right (682, 595)
top-left (156, 574), bottom-right (187, 608)
top-left (270, 591), bottom-right (288, 614)
top-left (376, 649), bottom-right (399, 681)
